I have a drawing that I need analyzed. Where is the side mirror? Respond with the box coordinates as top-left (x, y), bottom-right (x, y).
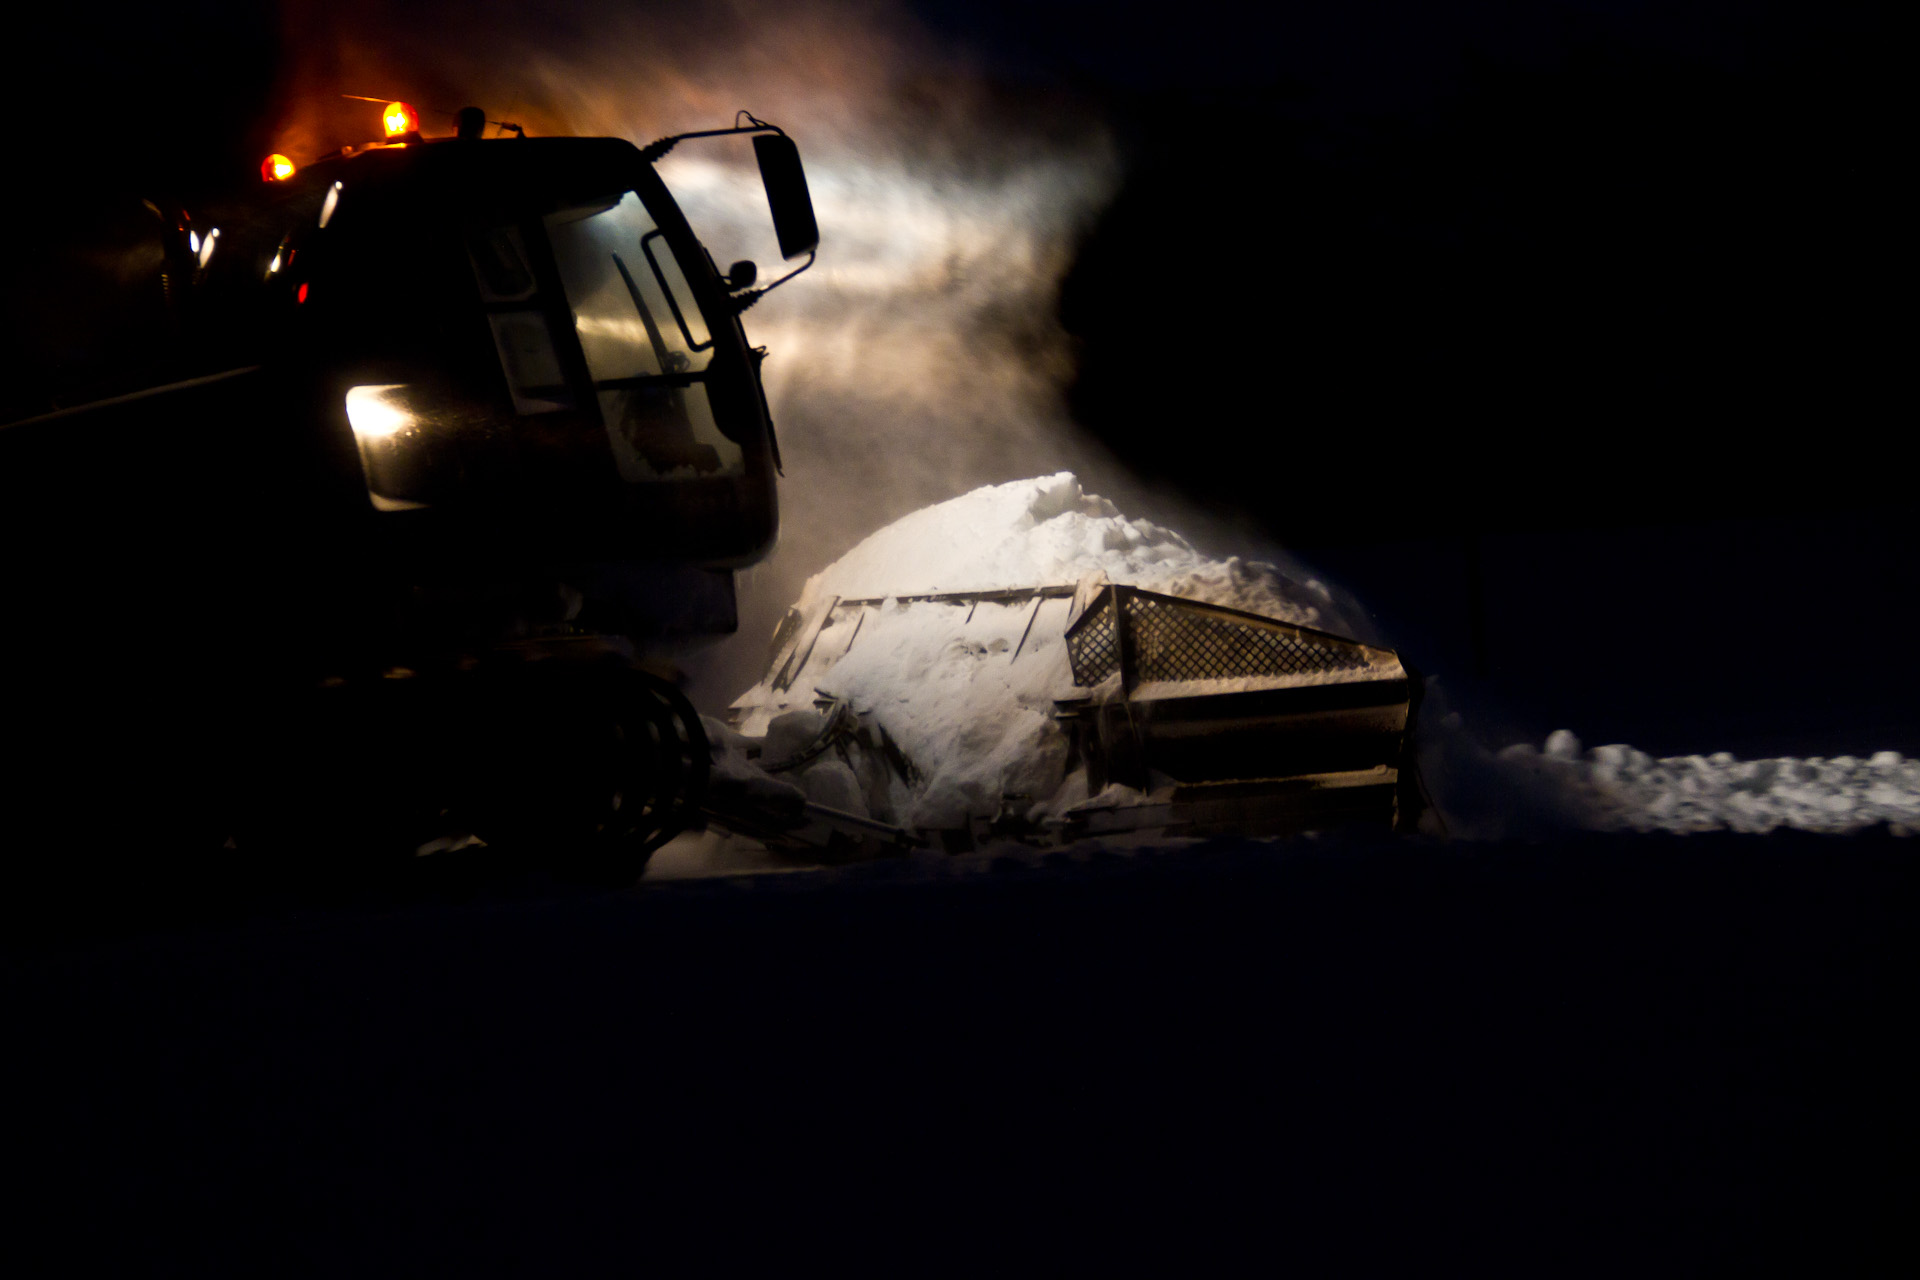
top-left (753, 134), bottom-right (819, 260)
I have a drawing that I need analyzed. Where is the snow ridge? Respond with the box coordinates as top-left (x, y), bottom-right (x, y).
top-left (1491, 731), bottom-right (1920, 836)
top-left (797, 472), bottom-right (1338, 627)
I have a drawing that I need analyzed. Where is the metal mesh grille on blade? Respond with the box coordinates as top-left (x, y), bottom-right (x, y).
top-left (1126, 593), bottom-right (1368, 683)
top-left (1067, 588), bottom-right (1371, 688)
top-left (1066, 601), bottom-right (1122, 687)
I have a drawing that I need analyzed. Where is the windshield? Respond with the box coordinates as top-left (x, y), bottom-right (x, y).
top-left (464, 190), bottom-right (738, 483)
top-left (312, 153), bottom-right (769, 546)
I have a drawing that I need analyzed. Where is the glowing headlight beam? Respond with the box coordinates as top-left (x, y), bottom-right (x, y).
top-left (345, 384), bottom-right (413, 441)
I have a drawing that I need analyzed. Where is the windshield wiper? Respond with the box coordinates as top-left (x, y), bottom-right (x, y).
top-left (609, 250), bottom-right (680, 370)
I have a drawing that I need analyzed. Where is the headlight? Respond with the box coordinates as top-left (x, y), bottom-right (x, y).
top-left (345, 385), bottom-right (429, 511)
top-left (346, 384), bottom-right (413, 441)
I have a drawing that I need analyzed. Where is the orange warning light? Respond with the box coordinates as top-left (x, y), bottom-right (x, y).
top-left (382, 101), bottom-right (419, 138)
top-left (261, 153), bottom-right (296, 182)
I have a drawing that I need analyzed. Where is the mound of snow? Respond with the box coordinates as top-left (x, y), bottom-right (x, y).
top-left (735, 474), bottom-right (1356, 831)
top-left (796, 472), bottom-right (1343, 628)
top-left (809, 595), bottom-right (1073, 830)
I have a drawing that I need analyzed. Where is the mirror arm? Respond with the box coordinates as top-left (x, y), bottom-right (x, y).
top-left (638, 115), bottom-right (788, 164)
top-left (730, 251), bottom-right (815, 314)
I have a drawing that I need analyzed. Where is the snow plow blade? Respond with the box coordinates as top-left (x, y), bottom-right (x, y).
top-left (726, 577), bottom-right (1422, 853)
top-left (1053, 584), bottom-right (1420, 838)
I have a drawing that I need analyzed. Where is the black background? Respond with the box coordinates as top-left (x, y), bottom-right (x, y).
top-left (9, 833), bottom-right (1912, 1272)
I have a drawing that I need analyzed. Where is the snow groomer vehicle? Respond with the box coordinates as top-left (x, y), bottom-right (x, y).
top-left (0, 101), bottom-right (818, 883)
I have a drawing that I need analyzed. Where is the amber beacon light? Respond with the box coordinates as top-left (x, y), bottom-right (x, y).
top-left (261, 153), bottom-right (296, 182)
top-left (382, 101), bottom-right (420, 138)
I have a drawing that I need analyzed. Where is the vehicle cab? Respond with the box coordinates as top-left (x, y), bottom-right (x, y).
top-left (247, 130), bottom-right (794, 566)
top-left (120, 106), bottom-right (810, 649)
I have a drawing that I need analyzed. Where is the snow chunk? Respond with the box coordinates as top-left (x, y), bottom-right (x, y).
top-left (702, 715), bottom-right (808, 823)
top-left (1543, 729), bottom-right (1582, 761)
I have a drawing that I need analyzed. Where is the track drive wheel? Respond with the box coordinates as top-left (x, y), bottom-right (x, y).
top-left (463, 662), bottom-right (709, 888)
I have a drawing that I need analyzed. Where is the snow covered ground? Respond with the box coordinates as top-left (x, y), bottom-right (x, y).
top-left (1436, 726), bottom-right (1920, 838)
top-left (653, 474), bottom-right (1920, 877)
